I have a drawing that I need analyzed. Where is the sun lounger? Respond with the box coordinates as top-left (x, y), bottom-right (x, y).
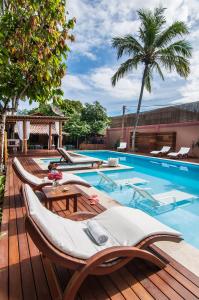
top-left (22, 183), bottom-right (182, 300)
top-left (150, 146), bottom-right (171, 156)
top-left (130, 185), bottom-right (196, 211)
top-left (98, 171), bottom-right (147, 190)
top-left (57, 148), bottom-right (103, 167)
top-left (117, 142), bottom-right (127, 151)
top-left (13, 157), bottom-right (91, 191)
top-left (167, 147), bottom-right (190, 159)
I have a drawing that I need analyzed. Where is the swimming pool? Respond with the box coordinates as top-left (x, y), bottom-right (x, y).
top-left (75, 151), bottom-right (199, 249)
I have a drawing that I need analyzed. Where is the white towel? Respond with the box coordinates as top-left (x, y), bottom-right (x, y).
top-left (86, 220), bottom-right (109, 245)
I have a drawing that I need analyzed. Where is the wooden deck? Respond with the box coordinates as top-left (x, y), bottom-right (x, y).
top-left (1, 155), bottom-right (199, 300)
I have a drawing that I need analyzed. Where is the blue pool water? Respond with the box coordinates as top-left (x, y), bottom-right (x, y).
top-left (74, 150), bottom-right (199, 249)
top-left (39, 151), bottom-right (199, 248)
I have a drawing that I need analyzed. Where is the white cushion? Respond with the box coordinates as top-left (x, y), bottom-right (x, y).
top-left (14, 157), bottom-right (43, 186)
top-left (59, 172), bottom-right (89, 185)
top-left (25, 185), bottom-right (181, 260)
top-left (14, 157), bottom-right (88, 186)
top-left (70, 156), bottom-right (100, 163)
top-left (150, 151), bottom-right (160, 154)
top-left (61, 149), bottom-right (100, 163)
top-left (25, 184), bottom-right (118, 259)
top-left (94, 207), bottom-right (181, 246)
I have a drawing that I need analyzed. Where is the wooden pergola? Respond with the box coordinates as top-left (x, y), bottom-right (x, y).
top-left (6, 115), bottom-right (67, 153)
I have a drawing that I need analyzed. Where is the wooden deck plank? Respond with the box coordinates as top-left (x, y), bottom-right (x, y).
top-left (9, 162), bottom-right (23, 300)
top-left (1, 155), bottom-right (199, 300)
top-left (0, 163), bottom-right (10, 300)
top-left (14, 175), bottom-right (38, 300)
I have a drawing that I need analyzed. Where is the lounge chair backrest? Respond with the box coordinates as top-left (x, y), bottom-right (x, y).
top-left (97, 171), bottom-right (118, 188)
top-left (119, 142), bottom-right (127, 148)
top-left (58, 148), bottom-right (74, 162)
top-left (161, 146), bottom-right (171, 152)
top-left (178, 147), bottom-right (190, 155)
top-left (131, 185), bottom-right (157, 203)
top-left (13, 157), bottom-right (43, 186)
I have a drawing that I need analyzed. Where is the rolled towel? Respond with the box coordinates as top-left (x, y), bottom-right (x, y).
top-left (86, 220), bottom-right (109, 245)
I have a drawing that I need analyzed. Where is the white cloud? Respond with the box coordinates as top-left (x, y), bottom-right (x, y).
top-left (62, 74), bottom-right (89, 94)
top-left (68, 0), bottom-right (199, 58)
top-left (61, 0), bottom-right (199, 114)
top-left (89, 66), bottom-right (142, 99)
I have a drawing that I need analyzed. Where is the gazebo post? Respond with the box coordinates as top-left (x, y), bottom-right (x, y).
top-left (49, 123), bottom-right (52, 150)
top-left (23, 120), bottom-right (28, 154)
top-left (59, 121), bottom-right (62, 148)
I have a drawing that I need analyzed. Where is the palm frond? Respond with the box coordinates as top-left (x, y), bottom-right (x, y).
top-left (111, 56), bottom-right (141, 86)
top-left (152, 62), bottom-right (164, 80)
top-left (157, 40), bottom-right (192, 57)
top-left (158, 55), bottom-right (190, 78)
top-left (112, 36), bottom-right (143, 59)
top-left (138, 7), bottom-right (166, 48)
top-left (155, 21), bottom-right (189, 48)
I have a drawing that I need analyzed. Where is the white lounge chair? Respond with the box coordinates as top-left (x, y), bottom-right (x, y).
top-left (130, 185), bottom-right (196, 212)
top-left (22, 185), bottom-right (182, 300)
top-left (13, 157), bottom-right (91, 191)
top-left (117, 142), bottom-right (127, 151)
top-left (57, 148), bottom-right (103, 167)
top-left (97, 171), bottom-right (148, 190)
top-left (150, 146), bottom-right (171, 156)
top-left (23, 183), bottom-right (182, 299)
top-left (167, 147), bottom-right (190, 159)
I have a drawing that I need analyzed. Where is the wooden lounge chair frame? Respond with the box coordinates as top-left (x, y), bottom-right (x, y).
top-left (13, 159), bottom-right (91, 192)
top-left (57, 148), bottom-right (103, 167)
top-left (22, 185), bottom-right (182, 300)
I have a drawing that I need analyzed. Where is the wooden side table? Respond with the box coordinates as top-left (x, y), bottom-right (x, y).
top-left (42, 184), bottom-right (82, 212)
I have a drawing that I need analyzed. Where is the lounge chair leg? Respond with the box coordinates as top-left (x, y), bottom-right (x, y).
top-left (63, 247), bottom-right (166, 300)
top-left (63, 269), bottom-right (89, 300)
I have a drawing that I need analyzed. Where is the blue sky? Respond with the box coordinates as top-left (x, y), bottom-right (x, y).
top-left (19, 0), bottom-right (199, 116)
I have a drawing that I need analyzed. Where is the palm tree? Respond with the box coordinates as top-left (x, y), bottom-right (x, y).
top-left (112, 7), bottom-right (192, 150)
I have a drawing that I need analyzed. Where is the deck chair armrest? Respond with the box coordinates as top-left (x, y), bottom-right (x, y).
top-left (68, 211), bottom-right (97, 221)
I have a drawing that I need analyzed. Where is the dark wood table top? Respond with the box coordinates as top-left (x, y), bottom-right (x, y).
top-left (42, 184), bottom-right (82, 200)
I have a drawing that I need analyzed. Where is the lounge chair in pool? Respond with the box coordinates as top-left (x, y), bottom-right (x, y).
top-left (150, 146), bottom-right (171, 156)
top-left (97, 171), bottom-right (148, 190)
top-left (117, 142), bottom-right (127, 151)
top-left (22, 183), bottom-right (182, 300)
top-left (57, 148), bottom-right (103, 167)
top-left (167, 147), bottom-right (190, 159)
top-left (130, 185), bottom-right (196, 211)
top-left (13, 157), bottom-right (91, 191)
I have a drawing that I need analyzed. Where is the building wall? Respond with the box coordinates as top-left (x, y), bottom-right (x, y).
top-left (106, 121), bottom-right (199, 157)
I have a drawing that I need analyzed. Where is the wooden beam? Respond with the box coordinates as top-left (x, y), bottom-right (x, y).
top-left (48, 123), bottom-right (52, 150)
top-left (23, 120), bottom-right (28, 154)
top-left (59, 121), bottom-right (62, 148)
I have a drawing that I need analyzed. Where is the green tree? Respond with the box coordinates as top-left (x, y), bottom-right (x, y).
top-left (81, 101), bottom-right (110, 136)
top-left (0, 0), bottom-right (75, 171)
top-left (57, 99), bottom-right (83, 116)
top-left (64, 113), bottom-right (90, 148)
top-left (23, 99), bottom-right (83, 117)
top-left (112, 7), bottom-right (192, 150)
